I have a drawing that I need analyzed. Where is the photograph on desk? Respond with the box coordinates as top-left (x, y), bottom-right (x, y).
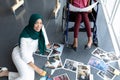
top-left (45, 55), bottom-right (63, 69)
top-left (97, 70), bottom-right (116, 80)
top-left (53, 73), bottom-right (70, 80)
top-left (63, 59), bottom-right (78, 73)
top-left (50, 43), bottom-right (64, 57)
top-left (76, 64), bottom-right (91, 80)
top-left (87, 56), bottom-right (108, 71)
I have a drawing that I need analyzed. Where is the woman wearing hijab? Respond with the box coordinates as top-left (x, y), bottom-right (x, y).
top-left (0, 14), bottom-right (50, 80)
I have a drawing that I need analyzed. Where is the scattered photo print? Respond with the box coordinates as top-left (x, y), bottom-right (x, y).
top-left (105, 52), bottom-right (119, 63)
top-left (53, 73), bottom-right (70, 80)
top-left (50, 43), bottom-right (64, 57)
top-left (76, 64), bottom-right (91, 80)
top-left (45, 55), bottom-right (62, 69)
top-left (106, 65), bottom-right (120, 75)
top-left (53, 43), bottom-right (61, 49)
top-left (44, 49), bottom-right (53, 56)
top-left (98, 53), bottom-right (111, 63)
top-left (107, 65), bottom-right (116, 73)
top-left (50, 49), bottom-right (61, 57)
top-left (91, 47), bottom-right (107, 59)
top-left (34, 49), bottom-right (52, 57)
top-left (92, 48), bottom-right (119, 63)
top-left (63, 59), bottom-right (78, 72)
top-left (34, 43), bottom-right (64, 57)
top-left (97, 70), bottom-right (116, 80)
top-left (88, 56), bottom-right (108, 71)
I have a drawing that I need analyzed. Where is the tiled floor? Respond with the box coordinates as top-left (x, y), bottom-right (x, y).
top-left (0, 0), bottom-right (120, 80)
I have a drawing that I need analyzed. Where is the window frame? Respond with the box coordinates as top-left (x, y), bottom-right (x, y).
top-left (100, 0), bottom-right (120, 56)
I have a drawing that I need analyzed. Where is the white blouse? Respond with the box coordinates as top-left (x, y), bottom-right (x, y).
top-left (20, 38), bottom-right (38, 63)
top-left (17, 25), bottom-right (49, 64)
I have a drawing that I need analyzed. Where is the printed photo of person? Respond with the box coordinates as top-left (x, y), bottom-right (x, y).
top-left (53, 73), bottom-right (70, 80)
top-left (50, 43), bottom-right (64, 57)
top-left (91, 47), bottom-right (107, 59)
top-left (88, 56), bottom-right (108, 71)
top-left (97, 70), bottom-right (116, 80)
top-left (50, 49), bottom-right (61, 57)
top-left (98, 52), bottom-right (118, 63)
top-left (99, 54), bottom-right (110, 63)
top-left (106, 52), bottom-right (119, 62)
top-left (76, 64), bottom-right (91, 80)
top-left (53, 43), bottom-right (61, 49)
top-left (63, 59), bottom-right (78, 72)
top-left (45, 55), bottom-right (62, 69)
top-left (34, 48), bottom-right (52, 57)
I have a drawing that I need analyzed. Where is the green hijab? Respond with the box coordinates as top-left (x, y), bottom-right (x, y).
top-left (19, 14), bottom-right (46, 54)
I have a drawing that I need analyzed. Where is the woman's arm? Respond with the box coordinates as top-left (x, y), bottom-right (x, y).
top-left (20, 38), bottom-right (46, 76)
top-left (28, 62), bottom-right (46, 76)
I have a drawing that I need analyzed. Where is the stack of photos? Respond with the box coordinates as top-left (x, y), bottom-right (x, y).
top-left (45, 55), bottom-right (63, 69)
top-left (53, 73), bottom-right (70, 80)
top-left (88, 56), bottom-right (108, 71)
top-left (34, 43), bottom-right (64, 58)
top-left (91, 47), bottom-right (119, 63)
top-left (89, 47), bottom-right (120, 80)
top-left (63, 59), bottom-right (80, 73)
top-left (34, 43), bottom-right (64, 76)
top-left (76, 64), bottom-right (91, 80)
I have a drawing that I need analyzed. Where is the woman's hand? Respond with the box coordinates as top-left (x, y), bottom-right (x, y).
top-left (28, 62), bottom-right (46, 76)
top-left (46, 43), bottom-right (51, 49)
top-left (40, 70), bottom-right (46, 76)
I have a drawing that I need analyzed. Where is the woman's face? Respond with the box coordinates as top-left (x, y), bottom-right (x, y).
top-left (34, 19), bottom-right (42, 32)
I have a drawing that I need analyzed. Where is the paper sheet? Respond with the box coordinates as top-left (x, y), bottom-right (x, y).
top-left (69, 1), bottom-right (99, 12)
top-left (114, 69), bottom-right (120, 75)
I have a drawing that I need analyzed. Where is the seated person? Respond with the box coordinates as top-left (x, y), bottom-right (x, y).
top-left (70, 0), bottom-right (93, 51)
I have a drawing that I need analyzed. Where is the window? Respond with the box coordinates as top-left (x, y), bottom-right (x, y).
top-left (112, 3), bottom-right (120, 50)
top-left (100, 0), bottom-right (120, 56)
